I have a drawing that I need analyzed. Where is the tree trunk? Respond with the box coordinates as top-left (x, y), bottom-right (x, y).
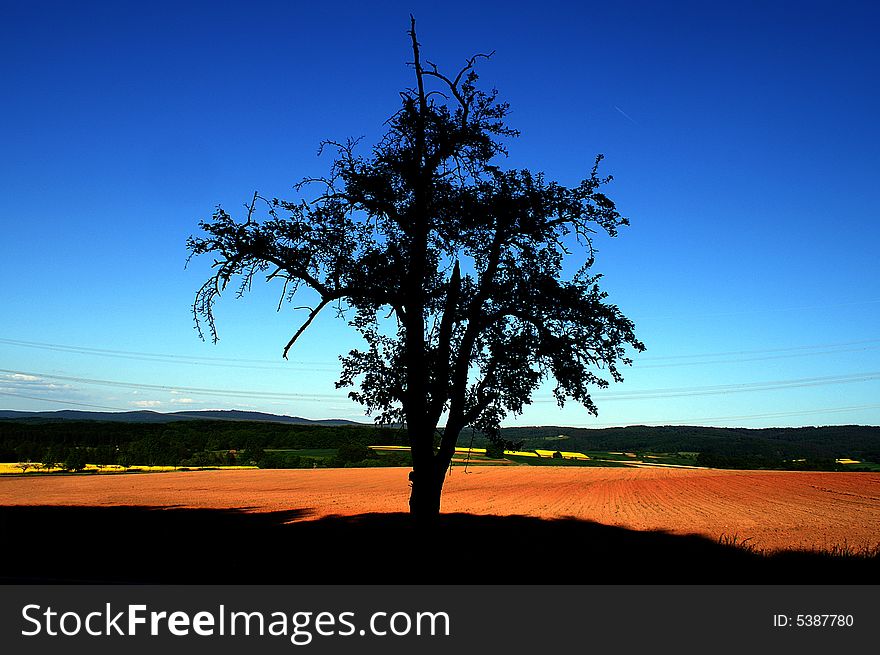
top-left (408, 462), bottom-right (445, 522)
top-left (408, 422), bottom-right (463, 522)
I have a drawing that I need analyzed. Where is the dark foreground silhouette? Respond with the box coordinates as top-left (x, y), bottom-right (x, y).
top-left (1, 505), bottom-right (876, 584)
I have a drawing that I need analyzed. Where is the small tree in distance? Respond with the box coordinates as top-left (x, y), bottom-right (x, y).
top-left (187, 18), bottom-right (644, 521)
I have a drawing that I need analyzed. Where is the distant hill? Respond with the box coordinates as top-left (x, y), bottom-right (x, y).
top-left (0, 409), bottom-right (360, 426)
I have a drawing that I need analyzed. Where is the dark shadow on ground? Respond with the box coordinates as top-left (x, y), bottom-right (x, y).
top-left (1, 505), bottom-right (876, 583)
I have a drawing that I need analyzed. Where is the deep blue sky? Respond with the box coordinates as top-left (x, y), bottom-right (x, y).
top-left (1, 0), bottom-right (878, 427)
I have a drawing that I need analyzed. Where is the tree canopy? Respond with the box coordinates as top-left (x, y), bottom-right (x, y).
top-left (187, 18), bottom-right (644, 518)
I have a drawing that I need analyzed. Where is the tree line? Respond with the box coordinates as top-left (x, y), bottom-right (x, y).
top-left (0, 420), bottom-right (406, 470)
top-left (503, 424), bottom-right (880, 468)
top-left (3, 419), bottom-right (878, 472)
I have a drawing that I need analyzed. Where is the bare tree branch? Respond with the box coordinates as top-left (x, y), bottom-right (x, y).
top-left (282, 297), bottom-right (332, 359)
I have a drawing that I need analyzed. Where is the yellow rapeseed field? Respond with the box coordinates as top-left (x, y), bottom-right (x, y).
top-left (533, 449), bottom-right (590, 459)
top-left (0, 463), bottom-right (258, 475)
top-left (504, 450), bottom-right (539, 457)
top-left (369, 445), bottom-right (588, 459)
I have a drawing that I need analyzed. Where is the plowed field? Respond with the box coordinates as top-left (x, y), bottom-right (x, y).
top-left (3, 467), bottom-right (878, 553)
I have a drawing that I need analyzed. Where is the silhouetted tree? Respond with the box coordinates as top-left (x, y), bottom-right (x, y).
top-left (485, 441), bottom-right (506, 459)
top-left (187, 18), bottom-right (644, 520)
top-left (335, 443), bottom-right (375, 466)
top-left (41, 445), bottom-right (61, 470)
top-left (63, 447), bottom-right (89, 472)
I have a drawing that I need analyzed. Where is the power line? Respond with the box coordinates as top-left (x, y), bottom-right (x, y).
top-left (3, 367), bottom-right (879, 405)
top-left (634, 298), bottom-right (880, 321)
top-left (634, 345), bottom-right (880, 369)
top-left (0, 337), bottom-right (336, 372)
top-left (596, 371), bottom-right (880, 400)
top-left (0, 391), bottom-right (130, 412)
top-left (0, 369), bottom-right (345, 401)
top-left (637, 338), bottom-right (880, 361)
top-left (2, 335), bottom-right (880, 372)
top-left (525, 371), bottom-right (880, 403)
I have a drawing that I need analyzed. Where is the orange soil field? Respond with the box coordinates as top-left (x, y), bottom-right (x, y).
top-left (2, 467), bottom-right (879, 553)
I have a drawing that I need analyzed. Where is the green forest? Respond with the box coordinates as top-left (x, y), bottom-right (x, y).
top-left (1, 419), bottom-right (879, 472)
top-left (0, 420), bottom-right (409, 470)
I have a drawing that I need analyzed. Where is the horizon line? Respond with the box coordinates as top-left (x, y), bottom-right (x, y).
top-left (1, 408), bottom-right (877, 431)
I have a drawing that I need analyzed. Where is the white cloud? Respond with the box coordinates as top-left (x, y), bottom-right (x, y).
top-left (170, 397), bottom-right (195, 405)
top-left (9, 373), bottom-right (40, 382)
top-left (131, 400), bottom-right (163, 408)
top-left (0, 373), bottom-right (75, 394)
